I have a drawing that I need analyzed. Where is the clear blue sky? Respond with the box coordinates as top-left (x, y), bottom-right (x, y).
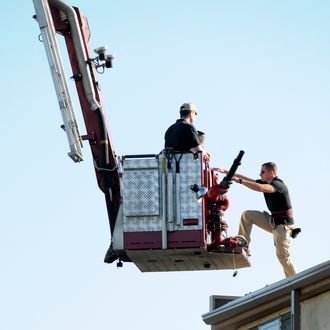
top-left (1, 1), bottom-right (329, 329)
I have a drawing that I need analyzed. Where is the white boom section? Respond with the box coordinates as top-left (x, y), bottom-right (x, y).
top-left (33, 0), bottom-right (83, 162)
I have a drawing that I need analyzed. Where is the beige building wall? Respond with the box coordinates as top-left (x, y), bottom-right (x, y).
top-left (301, 291), bottom-right (330, 330)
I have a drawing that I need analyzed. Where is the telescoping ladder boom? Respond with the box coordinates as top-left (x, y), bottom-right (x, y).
top-left (33, 0), bottom-right (83, 162)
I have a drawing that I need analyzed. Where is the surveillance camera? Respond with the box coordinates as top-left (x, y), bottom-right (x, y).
top-left (94, 46), bottom-right (108, 61)
top-left (106, 54), bottom-right (115, 60)
top-left (105, 54), bottom-right (115, 68)
top-left (94, 46), bottom-right (108, 54)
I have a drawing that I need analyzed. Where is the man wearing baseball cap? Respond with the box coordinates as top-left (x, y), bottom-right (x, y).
top-left (164, 102), bottom-right (210, 159)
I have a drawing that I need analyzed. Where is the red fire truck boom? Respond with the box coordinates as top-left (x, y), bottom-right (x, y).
top-left (32, 0), bottom-right (250, 272)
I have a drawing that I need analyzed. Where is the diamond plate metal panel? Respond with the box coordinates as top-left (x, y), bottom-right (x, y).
top-left (123, 168), bottom-right (160, 217)
top-left (123, 216), bottom-right (162, 232)
top-left (123, 158), bottom-right (158, 169)
top-left (121, 153), bottom-right (204, 234)
top-left (122, 157), bottom-right (162, 232)
top-left (179, 154), bottom-right (203, 227)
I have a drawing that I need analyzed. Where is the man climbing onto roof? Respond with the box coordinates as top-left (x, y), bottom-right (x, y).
top-left (218, 162), bottom-right (298, 277)
top-left (164, 102), bottom-right (210, 160)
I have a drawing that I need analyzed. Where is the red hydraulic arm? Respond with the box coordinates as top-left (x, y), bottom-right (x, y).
top-left (55, 6), bottom-right (120, 233)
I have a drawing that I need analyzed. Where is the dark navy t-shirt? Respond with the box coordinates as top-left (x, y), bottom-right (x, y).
top-left (164, 119), bottom-right (200, 152)
top-left (257, 177), bottom-right (292, 214)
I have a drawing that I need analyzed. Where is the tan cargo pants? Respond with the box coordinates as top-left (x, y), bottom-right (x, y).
top-left (238, 210), bottom-right (297, 277)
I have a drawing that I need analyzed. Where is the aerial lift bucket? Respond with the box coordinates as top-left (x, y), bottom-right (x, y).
top-left (33, 0), bottom-right (250, 273)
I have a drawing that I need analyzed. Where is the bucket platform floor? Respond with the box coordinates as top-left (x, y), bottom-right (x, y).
top-left (126, 247), bottom-right (250, 272)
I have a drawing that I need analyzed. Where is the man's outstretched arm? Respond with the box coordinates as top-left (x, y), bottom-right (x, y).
top-left (232, 176), bottom-right (275, 193)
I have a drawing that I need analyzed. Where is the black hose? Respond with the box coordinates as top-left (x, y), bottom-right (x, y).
top-left (96, 108), bottom-right (117, 234)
